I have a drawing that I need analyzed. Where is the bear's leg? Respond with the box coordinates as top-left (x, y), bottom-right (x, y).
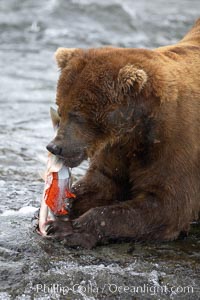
top-left (69, 144), bottom-right (130, 218)
top-left (46, 192), bottom-right (186, 248)
top-left (69, 169), bottom-right (126, 219)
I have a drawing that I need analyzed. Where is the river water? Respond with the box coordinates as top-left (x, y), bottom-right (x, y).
top-left (0, 0), bottom-right (200, 299)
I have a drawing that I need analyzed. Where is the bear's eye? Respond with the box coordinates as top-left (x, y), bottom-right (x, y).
top-left (68, 112), bottom-right (86, 125)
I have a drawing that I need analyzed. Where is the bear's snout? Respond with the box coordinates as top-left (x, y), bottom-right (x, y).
top-left (46, 142), bottom-right (62, 156)
top-left (46, 139), bottom-right (87, 167)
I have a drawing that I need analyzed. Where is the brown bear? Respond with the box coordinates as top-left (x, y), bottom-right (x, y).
top-left (46, 19), bottom-right (200, 248)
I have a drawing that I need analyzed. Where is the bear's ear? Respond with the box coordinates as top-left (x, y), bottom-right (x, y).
top-left (54, 47), bottom-right (78, 69)
top-left (118, 64), bottom-right (147, 94)
top-left (50, 107), bottom-right (60, 130)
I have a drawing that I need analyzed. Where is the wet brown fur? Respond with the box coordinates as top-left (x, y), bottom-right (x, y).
top-left (47, 19), bottom-right (200, 248)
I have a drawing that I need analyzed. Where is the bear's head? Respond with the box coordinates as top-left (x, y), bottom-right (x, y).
top-left (47, 47), bottom-right (158, 167)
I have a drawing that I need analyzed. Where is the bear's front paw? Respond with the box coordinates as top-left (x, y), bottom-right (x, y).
top-left (46, 219), bottom-right (73, 239)
top-left (71, 181), bottom-right (86, 197)
top-left (45, 219), bottom-right (98, 249)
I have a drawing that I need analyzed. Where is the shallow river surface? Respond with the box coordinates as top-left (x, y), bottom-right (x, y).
top-left (0, 0), bottom-right (200, 299)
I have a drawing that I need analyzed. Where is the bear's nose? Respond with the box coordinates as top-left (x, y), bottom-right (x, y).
top-left (46, 142), bottom-right (62, 156)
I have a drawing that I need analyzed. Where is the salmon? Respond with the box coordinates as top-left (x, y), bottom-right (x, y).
top-left (37, 107), bottom-right (75, 236)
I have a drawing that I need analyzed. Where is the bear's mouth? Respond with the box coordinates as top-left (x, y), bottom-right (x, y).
top-left (61, 151), bottom-right (87, 168)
